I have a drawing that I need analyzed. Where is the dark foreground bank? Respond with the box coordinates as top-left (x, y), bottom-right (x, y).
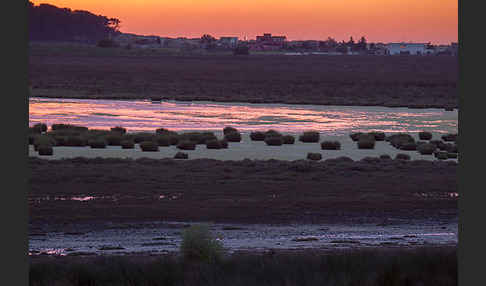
top-left (29, 246), bottom-right (457, 286)
top-left (29, 156), bottom-right (458, 227)
top-left (29, 47), bottom-right (458, 109)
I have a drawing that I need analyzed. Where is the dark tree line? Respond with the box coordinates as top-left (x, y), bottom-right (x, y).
top-left (29, 2), bottom-right (121, 43)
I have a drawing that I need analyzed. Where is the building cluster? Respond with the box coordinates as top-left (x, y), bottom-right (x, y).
top-left (113, 33), bottom-right (458, 56)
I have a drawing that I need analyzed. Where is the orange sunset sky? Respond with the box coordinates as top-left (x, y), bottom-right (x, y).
top-left (32, 0), bottom-right (458, 44)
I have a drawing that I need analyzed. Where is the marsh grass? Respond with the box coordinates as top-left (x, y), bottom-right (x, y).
top-left (180, 224), bottom-right (225, 264)
top-left (29, 247), bottom-right (457, 286)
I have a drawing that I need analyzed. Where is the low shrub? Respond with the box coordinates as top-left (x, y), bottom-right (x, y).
top-left (180, 224), bottom-right (225, 263)
top-left (349, 132), bottom-right (363, 141)
top-left (400, 142), bottom-right (417, 151)
top-left (435, 151), bottom-right (449, 160)
top-left (140, 141), bottom-right (159, 152)
top-left (223, 127), bottom-right (238, 135)
top-left (250, 131), bottom-right (266, 141)
top-left (282, 135), bottom-right (295, 144)
top-left (379, 154), bottom-right (392, 160)
top-left (51, 124), bottom-right (88, 132)
top-left (206, 139), bottom-right (222, 149)
top-left (110, 126), bottom-right (127, 134)
top-left (265, 136), bottom-right (283, 146)
top-left (155, 135), bottom-right (171, 147)
top-left (132, 132), bottom-right (155, 144)
top-left (33, 135), bottom-right (56, 149)
top-left (105, 134), bottom-right (123, 146)
top-left (299, 131), bottom-right (320, 143)
top-left (370, 131), bottom-right (386, 141)
top-left (37, 145), bottom-right (53, 156)
top-left (219, 139), bottom-right (228, 149)
top-left (224, 131), bottom-right (242, 142)
top-left (31, 123), bottom-right (47, 133)
top-left (66, 136), bottom-right (87, 147)
top-left (419, 131), bottom-right (433, 140)
top-left (174, 152), bottom-right (189, 159)
top-left (156, 128), bottom-right (178, 136)
top-left (179, 132), bottom-right (217, 144)
top-left (88, 139), bottom-right (107, 148)
top-left (357, 134), bottom-right (375, 149)
top-left (321, 141), bottom-right (341, 150)
top-left (265, 130), bottom-right (282, 138)
top-left (447, 153), bottom-right (458, 159)
top-left (395, 153), bottom-right (411, 160)
top-left (307, 153), bottom-right (322, 161)
top-left (417, 143), bottom-right (436, 155)
top-left (120, 140), bottom-right (135, 149)
top-left (444, 143), bottom-right (458, 153)
top-left (387, 133), bottom-right (415, 149)
top-left (177, 140), bottom-right (196, 150)
top-left (442, 133), bottom-right (457, 142)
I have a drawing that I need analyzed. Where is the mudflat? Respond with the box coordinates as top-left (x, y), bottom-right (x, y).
top-left (29, 45), bottom-right (458, 108)
top-left (29, 157), bottom-right (458, 227)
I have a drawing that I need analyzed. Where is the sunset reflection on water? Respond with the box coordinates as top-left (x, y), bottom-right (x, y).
top-left (29, 98), bottom-right (458, 135)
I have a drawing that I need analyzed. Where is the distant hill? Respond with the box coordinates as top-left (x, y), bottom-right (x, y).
top-left (28, 1), bottom-right (121, 43)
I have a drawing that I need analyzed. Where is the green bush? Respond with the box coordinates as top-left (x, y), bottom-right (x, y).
top-left (395, 153), bottom-right (411, 160)
top-left (110, 126), bottom-right (127, 134)
top-left (250, 131), bottom-right (266, 141)
top-left (357, 134), bottom-right (375, 149)
top-left (155, 135), bottom-right (171, 147)
top-left (419, 131), bottom-right (433, 140)
top-left (370, 131), bottom-right (386, 141)
top-left (282, 135), bottom-right (295, 144)
top-left (417, 143), bottom-right (436, 155)
top-left (265, 136), bottom-right (283, 146)
top-left (321, 141), bottom-right (341, 150)
top-left (224, 131), bottom-right (242, 142)
top-left (206, 139), bottom-right (222, 149)
top-left (120, 140), bottom-right (135, 149)
top-left (88, 138), bottom-right (107, 149)
top-left (223, 127), bottom-right (238, 135)
top-left (180, 224), bottom-right (224, 263)
top-left (37, 145), bottom-right (53, 156)
top-left (307, 153), bottom-right (322, 161)
top-left (299, 131), bottom-right (320, 143)
top-left (349, 132), bottom-right (362, 141)
top-left (140, 141), bottom-right (159, 152)
top-left (177, 140), bottom-right (196, 150)
top-left (174, 152), bottom-right (189, 159)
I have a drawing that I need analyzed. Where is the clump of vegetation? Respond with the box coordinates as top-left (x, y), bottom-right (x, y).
top-left (206, 139), bottom-right (222, 149)
top-left (219, 139), bottom-right (228, 149)
top-left (445, 144), bottom-right (458, 153)
top-left (250, 131), bottom-right (266, 141)
top-left (110, 126), bottom-right (126, 134)
top-left (31, 123), bottom-right (47, 133)
top-left (140, 141), bottom-right (159, 152)
top-left (88, 138), bottom-right (107, 148)
top-left (174, 152), bottom-right (189, 159)
top-left (51, 124), bottom-right (88, 132)
top-left (223, 127), bottom-right (238, 135)
top-left (321, 141), bottom-right (341, 150)
top-left (265, 136), bottom-right (283, 146)
top-left (435, 151), bottom-right (449, 160)
top-left (156, 128), bottom-right (178, 136)
top-left (299, 131), bottom-right (320, 143)
top-left (155, 135), bottom-right (171, 147)
top-left (357, 134), bottom-right (375, 149)
top-left (417, 143), bottom-right (437, 155)
top-left (349, 132), bottom-right (363, 141)
top-left (179, 132), bottom-right (217, 144)
top-left (224, 131), bottom-right (242, 142)
top-left (387, 133), bottom-right (415, 149)
top-left (132, 132), bottom-right (155, 143)
top-left (447, 153), bottom-right (458, 159)
top-left (33, 135), bottom-right (56, 150)
top-left (66, 136), bottom-right (87, 147)
top-left (400, 142), bottom-right (417, 151)
top-left (370, 131), bottom-right (386, 141)
top-left (104, 134), bottom-right (123, 146)
top-left (120, 140), bottom-right (135, 149)
top-left (395, 153), bottom-right (411, 160)
top-left (177, 140), bottom-right (196, 150)
top-left (419, 131), bottom-right (433, 140)
top-left (37, 145), bottom-right (53, 156)
top-left (265, 130), bottom-right (282, 138)
top-left (379, 154), bottom-right (392, 160)
top-left (441, 133), bottom-right (457, 142)
top-left (282, 135), bottom-right (295, 144)
top-left (180, 224), bottom-right (225, 263)
top-left (307, 153), bottom-right (322, 161)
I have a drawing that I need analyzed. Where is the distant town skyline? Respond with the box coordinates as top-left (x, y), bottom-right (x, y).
top-left (31, 0), bottom-right (458, 45)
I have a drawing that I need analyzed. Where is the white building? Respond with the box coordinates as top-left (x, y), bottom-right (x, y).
top-left (385, 43), bottom-right (431, 55)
